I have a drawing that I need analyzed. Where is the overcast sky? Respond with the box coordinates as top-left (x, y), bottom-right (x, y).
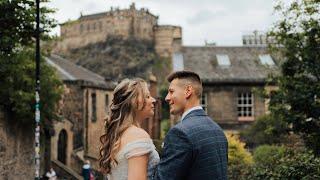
top-left (48, 0), bottom-right (279, 46)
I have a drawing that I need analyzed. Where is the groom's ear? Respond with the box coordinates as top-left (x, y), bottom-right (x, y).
top-left (185, 85), bottom-right (193, 99)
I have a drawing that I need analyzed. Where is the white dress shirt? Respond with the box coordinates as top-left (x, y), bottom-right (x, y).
top-left (180, 106), bottom-right (203, 121)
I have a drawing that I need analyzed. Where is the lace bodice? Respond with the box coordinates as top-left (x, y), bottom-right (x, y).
top-left (107, 139), bottom-right (160, 180)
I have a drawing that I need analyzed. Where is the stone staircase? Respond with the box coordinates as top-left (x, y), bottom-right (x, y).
top-left (51, 159), bottom-right (83, 180)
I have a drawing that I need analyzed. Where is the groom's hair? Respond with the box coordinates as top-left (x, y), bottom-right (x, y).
top-left (167, 70), bottom-right (203, 98)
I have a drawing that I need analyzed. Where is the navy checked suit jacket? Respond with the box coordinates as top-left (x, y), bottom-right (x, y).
top-left (153, 109), bottom-right (228, 180)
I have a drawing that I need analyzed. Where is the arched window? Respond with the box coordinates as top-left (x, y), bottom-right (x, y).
top-left (58, 129), bottom-right (67, 164)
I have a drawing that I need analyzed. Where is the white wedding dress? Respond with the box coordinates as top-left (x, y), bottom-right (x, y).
top-left (107, 138), bottom-right (160, 180)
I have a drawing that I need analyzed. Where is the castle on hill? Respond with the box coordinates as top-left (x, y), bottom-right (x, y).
top-left (56, 3), bottom-right (182, 57)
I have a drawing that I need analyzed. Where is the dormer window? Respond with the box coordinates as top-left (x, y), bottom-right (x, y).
top-left (216, 54), bottom-right (231, 67)
top-left (259, 54), bottom-right (275, 66)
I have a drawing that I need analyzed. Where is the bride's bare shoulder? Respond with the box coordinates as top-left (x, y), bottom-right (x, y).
top-left (121, 126), bottom-right (150, 144)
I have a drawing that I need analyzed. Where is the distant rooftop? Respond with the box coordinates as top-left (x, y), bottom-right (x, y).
top-left (46, 54), bottom-right (116, 89)
top-left (180, 46), bottom-right (281, 84)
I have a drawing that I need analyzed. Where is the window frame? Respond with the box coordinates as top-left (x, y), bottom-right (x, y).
top-left (237, 92), bottom-right (254, 121)
top-left (91, 92), bottom-right (97, 122)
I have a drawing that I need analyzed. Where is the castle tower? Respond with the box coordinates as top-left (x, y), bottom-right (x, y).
top-left (154, 25), bottom-right (182, 57)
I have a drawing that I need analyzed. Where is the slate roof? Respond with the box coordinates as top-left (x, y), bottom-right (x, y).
top-left (46, 54), bottom-right (116, 89)
top-left (179, 46), bottom-right (281, 84)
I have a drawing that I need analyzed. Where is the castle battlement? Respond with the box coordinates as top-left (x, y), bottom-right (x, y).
top-left (55, 3), bottom-right (182, 57)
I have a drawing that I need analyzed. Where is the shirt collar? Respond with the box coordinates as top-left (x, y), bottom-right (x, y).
top-left (180, 106), bottom-right (203, 121)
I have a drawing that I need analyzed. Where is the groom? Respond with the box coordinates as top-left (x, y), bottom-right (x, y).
top-left (153, 70), bottom-right (228, 180)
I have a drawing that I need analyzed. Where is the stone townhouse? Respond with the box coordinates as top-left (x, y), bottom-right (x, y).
top-left (172, 46), bottom-right (280, 131)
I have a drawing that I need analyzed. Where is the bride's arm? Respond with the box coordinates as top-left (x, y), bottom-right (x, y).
top-left (123, 126), bottom-right (151, 180)
top-left (128, 154), bottom-right (149, 180)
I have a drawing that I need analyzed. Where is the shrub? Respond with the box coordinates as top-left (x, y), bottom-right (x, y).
top-left (248, 145), bottom-right (320, 179)
top-left (253, 145), bottom-right (286, 168)
top-left (240, 115), bottom-right (288, 148)
top-left (226, 133), bottom-right (253, 179)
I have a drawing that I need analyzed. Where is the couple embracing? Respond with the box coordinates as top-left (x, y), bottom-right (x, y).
top-left (99, 70), bottom-right (228, 180)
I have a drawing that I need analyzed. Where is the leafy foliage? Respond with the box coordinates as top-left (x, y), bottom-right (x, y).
top-left (248, 146), bottom-right (320, 179)
top-left (0, 0), bottom-right (56, 56)
top-left (268, 0), bottom-right (320, 155)
top-left (0, 48), bottom-right (63, 124)
top-left (240, 115), bottom-right (289, 148)
top-left (226, 133), bottom-right (253, 179)
top-left (0, 0), bottom-right (62, 125)
top-left (252, 145), bottom-right (286, 168)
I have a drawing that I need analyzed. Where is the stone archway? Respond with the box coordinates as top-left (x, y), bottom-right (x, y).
top-left (58, 129), bottom-right (67, 164)
top-left (51, 119), bottom-right (73, 166)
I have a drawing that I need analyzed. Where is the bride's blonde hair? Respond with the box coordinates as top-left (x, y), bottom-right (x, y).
top-left (99, 78), bottom-right (148, 174)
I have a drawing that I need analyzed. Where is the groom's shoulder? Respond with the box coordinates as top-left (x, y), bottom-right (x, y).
top-left (177, 114), bottom-right (223, 135)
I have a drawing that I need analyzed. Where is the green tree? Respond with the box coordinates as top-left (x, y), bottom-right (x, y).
top-left (0, 48), bottom-right (62, 124)
top-left (0, 0), bottom-right (56, 56)
top-left (268, 0), bottom-right (320, 155)
top-left (0, 0), bottom-right (62, 125)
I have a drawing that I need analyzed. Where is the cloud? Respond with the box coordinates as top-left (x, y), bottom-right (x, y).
top-left (187, 9), bottom-right (227, 25)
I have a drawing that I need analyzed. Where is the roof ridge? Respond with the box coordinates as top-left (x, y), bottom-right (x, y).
top-left (51, 54), bottom-right (106, 81)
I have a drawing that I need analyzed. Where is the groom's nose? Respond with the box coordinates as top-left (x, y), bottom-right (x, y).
top-left (165, 93), bottom-right (170, 103)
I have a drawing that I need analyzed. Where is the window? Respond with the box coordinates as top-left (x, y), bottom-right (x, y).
top-left (216, 54), bottom-right (231, 67)
top-left (91, 93), bottom-right (96, 122)
top-left (93, 23), bottom-right (96, 30)
top-left (80, 24), bottom-right (84, 34)
top-left (259, 54), bottom-right (275, 66)
top-left (237, 92), bottom-right (254, 121)
top-left (105, 94), bottom-right (109, 114)
top-left (200, 93), bottom-right (208, 113)
top-left (172, 53), bottom-right (184, 71)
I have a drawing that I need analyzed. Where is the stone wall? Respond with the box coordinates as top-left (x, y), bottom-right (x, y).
top-left (204, 85), bottom-right (266, 130)
top-left (51, 120), bottom-right (74, 167)
top-left (154, 26), bottom-right (182, 57)
top-left (60, 82), bottom-right (85, 149)
top-left (85, 88), bottom-right (111, 160)
top-left (0, 111), bottom-right (35, 179)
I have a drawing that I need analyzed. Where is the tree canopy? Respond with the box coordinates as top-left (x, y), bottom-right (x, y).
top-left (0, 0), bottom-right (62, 125)
top-left (268, 0), bottom-right (320, 154)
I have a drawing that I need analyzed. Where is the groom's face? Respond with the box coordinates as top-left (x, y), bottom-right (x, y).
top-left (165, 79), bottom-right (187, 115)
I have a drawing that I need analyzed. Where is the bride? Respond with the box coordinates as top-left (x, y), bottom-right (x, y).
top-left (99, 78), bottom-right (160, 180)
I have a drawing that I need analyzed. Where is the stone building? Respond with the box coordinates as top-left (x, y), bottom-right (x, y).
top-left (56, 3), bottom-right (182, 57)
top-left (172, 46), bottom-right (281, 131)
top-left (46, 54), bottom-right (161, 177)
top-left (46, 54), bottom-right (115, 177)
